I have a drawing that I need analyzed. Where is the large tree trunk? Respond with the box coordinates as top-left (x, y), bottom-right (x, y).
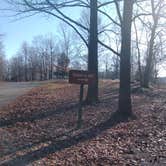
top-left (118, 0), bottom-right (133, 116)
top-left (86, 0), bottom-right (98, 104)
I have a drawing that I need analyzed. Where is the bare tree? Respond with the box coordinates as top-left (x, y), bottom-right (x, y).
top-left (131, 0), bottom-right (166, 87)
top-left (57, 52), bottom-right (70, 79)
top-left (8, 34), bottom-right (58, 81)
top-left (143, 0), bottom-right (166, 87)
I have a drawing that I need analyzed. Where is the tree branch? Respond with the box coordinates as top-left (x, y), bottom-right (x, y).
top-left (98, 40), bottom-right (120, 56)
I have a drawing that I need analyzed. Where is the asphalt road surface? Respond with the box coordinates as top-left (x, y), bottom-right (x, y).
top-left (0, 81), bottom-right (44, 108)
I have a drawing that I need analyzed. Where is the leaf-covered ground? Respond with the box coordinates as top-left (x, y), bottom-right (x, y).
top-left (0, 80), bottom-right (165, 166)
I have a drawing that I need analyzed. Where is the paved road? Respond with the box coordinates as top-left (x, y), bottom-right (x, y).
top-left (0, 82), bottom-right (44, 108)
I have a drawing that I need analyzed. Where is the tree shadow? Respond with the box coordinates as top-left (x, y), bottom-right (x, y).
top-left (0, 101), bottom-right (78, 128)
top-left (1, 111), bottom-right (136, 166)
top-left (0, 90), bottom-right (119, 160)
top-left (0, 87), bottom-right (119, 128)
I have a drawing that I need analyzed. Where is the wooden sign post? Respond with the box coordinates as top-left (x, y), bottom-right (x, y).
top-left (69, 70), bottom-right (95, 128)
top-left (78, 84), bottom-right (83, 128)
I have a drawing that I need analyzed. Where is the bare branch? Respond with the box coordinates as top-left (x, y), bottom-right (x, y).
top-left (98, 40), bottom-right (120, 56)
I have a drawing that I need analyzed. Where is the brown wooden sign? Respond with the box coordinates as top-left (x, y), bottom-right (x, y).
top-left (69, 70), bottom-right (95, 85)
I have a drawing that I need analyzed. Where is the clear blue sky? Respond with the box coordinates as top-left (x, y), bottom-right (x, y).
top-left (0, 3), bottom-right (59, 58)
top-left (0, 1), bottom-right (79, 58)
top-left (1, 16), bottom-right (60, 58)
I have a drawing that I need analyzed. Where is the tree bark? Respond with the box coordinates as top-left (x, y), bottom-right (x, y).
top-left (86, 0), bottom-right (98, 104)
top-left (118, 0), bottom-right (133, 116)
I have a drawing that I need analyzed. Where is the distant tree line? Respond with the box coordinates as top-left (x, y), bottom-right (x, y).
top-left (0, 32), bottom-right (119, 82)
top-left (0, 37), bottom-right (6, 80)
top-left (0, 35), bottom-right (70, 81)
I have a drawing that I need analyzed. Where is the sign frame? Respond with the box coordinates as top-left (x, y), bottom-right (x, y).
top-left (69, 70), bottom-right (96, 85)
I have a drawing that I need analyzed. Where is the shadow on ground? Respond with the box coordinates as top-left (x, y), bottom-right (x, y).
top-left (0, 85), bottom-right (119, 128)
top-left (0, 101), bottom-right (78, 128)
top-left (1, 111), bottom-right (135, 166)
top-left (0, 82), bottom-right (130, 166)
